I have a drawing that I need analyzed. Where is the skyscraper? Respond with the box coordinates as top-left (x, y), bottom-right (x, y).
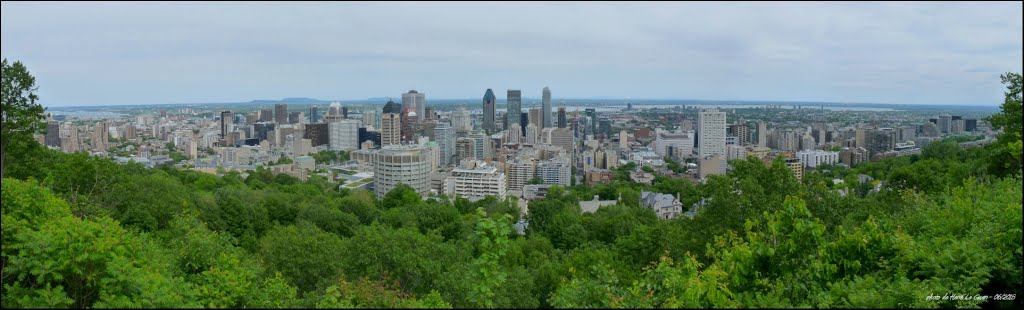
top-left (529, 107), bottom-right (543, 130)
top-left (558, 107), bottom-right (567, 128)
top-left (402, 90), bottom-right (425, 123)
top-left (45, 119), bottom-right (61, 147)
top-left (434, 123), bottom-right (455, 167)
top-left (483, 89), bottom-right (496, 131)
top-left (757, 122), bottom-right (768, 147)
top-left (260, 108), bottom-right (273, 122)
top-left (506, 89), bottom-right (521, 132)
top-left (542, 87), bottom-right (552, 128)
top-left (697, 109), bottom-right (726, 159)
top-left (309, 106), bottom-right (321, 123)
top-left (220, 111), bottom-right (233, 138)
top-left (451, 107), bottom-right (472, 132)
top-left (274, 104), bottom-right (288, 124)
top-left (381, 112), bottom-right (402, 147)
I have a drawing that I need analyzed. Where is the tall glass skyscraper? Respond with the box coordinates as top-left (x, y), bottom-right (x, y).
top-left (483, 89), bottom-right (496, 131)
top-left (506, 89), bottom-right (521, 132)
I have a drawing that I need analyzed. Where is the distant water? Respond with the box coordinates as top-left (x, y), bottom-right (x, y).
top-left (47, 110), bottom-right (128, 119)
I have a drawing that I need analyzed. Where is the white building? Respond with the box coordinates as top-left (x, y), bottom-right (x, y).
top-left (451, 107), bottom-right (472, 132)
top-left (640, 191), bottom-right (684, 220)
top-left (536, 156), bottom-right (571, 187)
top-left (697, 109), bottom-right (727, 159)
top-left (654, 129), bottom-right (694, 158)
top-left (445, 161), bottom-right (507, 200)
top-left (796, 149), bottom-right (840, 169)
top-left (329, 119), bottom-right (362, 151)
top-left (525, 123), bottom-right (540, 145)
top-left (372, 145), bottom-right (431, 197)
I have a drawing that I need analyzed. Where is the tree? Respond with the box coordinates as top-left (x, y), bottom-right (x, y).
top-left (985, 72), bottom-right (1023, 176)
top-left (1, 59), bottom-right (46, 178)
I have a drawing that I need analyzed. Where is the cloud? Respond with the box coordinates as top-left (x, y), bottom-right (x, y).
top-left (2, 1), bottom-right (1021, 106)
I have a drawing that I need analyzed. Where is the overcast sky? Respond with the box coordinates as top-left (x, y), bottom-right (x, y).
top-left (2, 1), bottom-right (1021, 106)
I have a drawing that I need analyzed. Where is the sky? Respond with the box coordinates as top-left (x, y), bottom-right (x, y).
top-left (2, 1), bottom-right (1022, 107)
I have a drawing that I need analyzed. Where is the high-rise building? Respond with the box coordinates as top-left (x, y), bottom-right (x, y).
top-left (372, 145), bottom-right (431, 197)
top-left (938, 115), bottom-right (952, 133)
top-left (260, 108), bottom-right (273, 122)
top-left (757, 122), bottom-right (768, 147)
top-left (728, 123), bottom-right (750, 145)
top-left (45, 119), bottom-right (61, 148)
top-left (520, 112), bottom-right (529, 137)
top-left (275, 104), bottom-right (288, 124)
top-left (964, 119), bottom-right (977, 132)
top-left (525, 123), bottom-right (540, 145)
top-left (220, 111), bottom-right (233, 139)
top-left (483, 89), bottom-right (496, 132)
top-left (304, 123), bottom-right (329, 147)
top-left (329, 119), bottom-right (362, 151)
top-left (309, 106), bottom-right (321, 123)
top-left (289, 111), bottom-right (303, 124)
top-left (381, 113), bottom-right (402, 146)
top-left (362, 110), bottom-right (381, 129)
top-left (451, 107), bottom-right (472, 132)
top-left (557, 107), bottom-right (567, 128)
top-left (253, 122), bottom-right (275, 142)
top-left (444, 161), bottom-right (507, 200)
top-left (542, 87), bottom-right (552, 128)
top-left (402, 90), bottom-right (425, 123)
top-left (434, 123), bottom-right (455, 167)
top-left (537, 156), bottom-right (571, 186)
top-left (529, 107), bottom-right (543, 130)
top-left (697, 109), bottom-right (727, 159)
top-left (383, 99), bottom-right (402, 114)
top-left (506, 89), bottom-right (521, 131)
top-left (796, 150), bottom-right (840, 169)
top-left (585, 108), bottom-right (597, 135)
top-left (655, 129), bottom-right (695, 158)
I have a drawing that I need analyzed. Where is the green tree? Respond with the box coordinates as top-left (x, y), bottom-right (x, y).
top-left (1, 59), bottom-right (46, 179)
top-left (259, 222), bottom-right (346, 294)
top-left (985, 72), bottom-right (1023, 176)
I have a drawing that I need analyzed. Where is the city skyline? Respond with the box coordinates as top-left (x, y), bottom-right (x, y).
top-left (2, 2), bottom-right (1022, 107)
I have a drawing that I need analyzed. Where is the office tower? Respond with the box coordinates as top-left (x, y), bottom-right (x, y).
top-left (401, 107), bottom-right (416, 143)
top-left (289, 111), bottom-right (303, 124)
top-left (93, 122), bottom-right (109, 151)
top-left (542, 87), bottom-right (552, 128)
top-left (362, 110), bottom-right (381, 129)
top-left (507, 159), bottom-right (536, 193)
top-left (506, 89), bottom-right (521, 131)
top-left (938, 115), bottom-right (952, 133)
top-left (506, 125), bottom-right (522, 144)
top-left (898, 126), bottom-right (917, 143)
top-left (329, 119), bottom-right (362, 151)
top-left (253, 123), bottom-right (275, 142)
top-left (358, 127), bottom-right (381, 149)
top-left (584, 108), bottom-right (597, 135)
top-left (434, 123), bottom-right (456, 167)
top-left (444, 161), bottom-right (507, 200)
top-left (866, 129), bottom-right (896, 159)
top-left (451, 107), bottom-right (472, 132)
top-left (728, 123), bottom-right (750, 145)
top-left (381, 113), bottom-right (402, 146)
top-left (455, 137), bottom-right (474, 163)
top-left (965, 119), bottom-right (978, 132)
top-left (259, 109), bottom-right (273, 122)
top-left (951, 119), bottom-right (965, 134)
top-left (340, 107), bottom-right (349, 119)
top-left (757, 122), bottom-right (767, 147)
top-left (309, 106), bottom-right (321, 123)
top-left (483, 89), bottom-right (496, 131)
top-left (557, 107), bottom-right (567, 128)
top-left (275, 104), bottom-right (288, 124)
top-left (549, 128), bottom-right (575, 155)
top-left (536, 157), bottom-right (571, 186)
top-left (304, 123), bottom-right (329, 147)
top-left (372, 145), bottom-right (430, 197)
top-left (529, 107), bottom-right (543, 129)
top-left (599, 119), bottom-right (612, 138)
top-left (402, 90), bottom-right (425, 123)
top-left (328, 102), bottom-right (342, 116)
top-left (525, 123), bottom-right (540, 144)
top-left (220, 111), bottom-right (233, 138)
top-left (697, 109), bottom-right (726, 159)
top-left (60, 123), bottom-right (80, 153)
top-left (45, 119), bottom-right (61, 147)
top-left (520, 112), bottom-right (529, 137)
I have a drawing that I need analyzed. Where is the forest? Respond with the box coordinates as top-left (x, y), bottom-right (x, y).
top-left (1, 65), bottom-right (1022, 308)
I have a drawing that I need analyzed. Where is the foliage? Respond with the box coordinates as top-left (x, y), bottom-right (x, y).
top-left (1, 59), bottom-right (46, 178)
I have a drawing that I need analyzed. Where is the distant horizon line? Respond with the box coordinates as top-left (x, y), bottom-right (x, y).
top-left (44, 97), bottom-right (1001, 109)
